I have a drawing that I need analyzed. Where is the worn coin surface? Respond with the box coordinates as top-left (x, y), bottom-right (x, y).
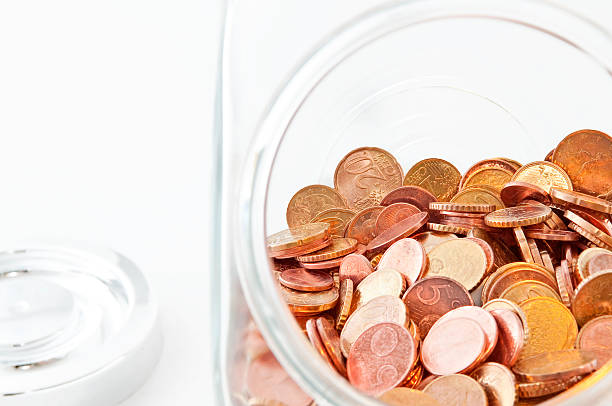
top-left (423, 374), bottom-right (488, 406)
top-left (470, 362), bottom-right (517, 406)
top-left (499, 280), bottom-right (562, 305)
top-left (461, 159), bottom-right (518, 189)
top-left (412, 231), bottom-right (458, 254)
top-left (424, 239), bottom-right (488, 291)
top-left (571, 270), bottom-right (612, 326)
top-left (334, 147), bottom-right (404, 210)
top-left (311, 208), bottom-right (356, 237)
top-left (463, 167), bottom-right (515, 193)
top-left (345, 206), bottom-right (384, 246)
top-left (349, 269), bottom-right (406, 315)
top-left (519, 297), bottom-right (578, 360)
top-left (346, 322), bottom-right (417, 396)
top-left (339, 253), bottom-right (373, 287)
top-left (511, 161), bottom-right (573, 194)
top-left (286, 185), bottom-right (347, 228)
top-left (576, 315), bottom-right (612, 368)
top-left (422, 318), bottom-right (487, 375)
top-left (402, 276), bottom-right (473, 337)
top-left (375, 202), bottom-right (421, 234)
top-left (403, 158), bottom-right (461, 201)
top-left (378, 387), bottom-right (442, 406)
top-left (552, 129), bottom-right (612, 200)
top-left (340, 295), bottom-right (408, 358)
top-left (377, 238), bottom-right (427, 285)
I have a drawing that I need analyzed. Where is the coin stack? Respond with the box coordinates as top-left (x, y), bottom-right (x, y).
top-left (260, 129), bottom-right (612, 406)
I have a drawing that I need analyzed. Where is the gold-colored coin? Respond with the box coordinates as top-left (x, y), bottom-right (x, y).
top-left (519, 297), bottom-right (578, 360)
top-left (333, 278), bottom-right (353, 330)
top-left (429, 202), bottom-right (496, 213)
top-left (349, 269), bottom-right (406, 313)
top-left (463, 167), bottom-right (514, 193)
top-left (404, 363), bottom-right (425, 389)
top-left (424, 239), bottom-right (487, 291)
top-left (482, 261), bottom-right (558, 304)
top-left (470, 362), bottom-right (517, 406)
top-left (485, 206), bottom-right (552, 228)
top-left (340, 294), bottom-right (408, 357)
top-left (370, 253), bottom-right (383, 268)
top-left (266, 222), bottom-right (331, 252)
top-left (378, 388), bottom-right (442, 406)
top-left (511, 161), bottom-right (573, 194)
top-left (403, 158), bottom-right (461, 201)
top-left (495, 157), bottom-right (523, 171)
top-left (412, 231), bottom-right (459, 254)
top-left (451, 186), bottom-right (505, 210)
top-left (296, 237), bottom-right (357, 262)
top-left (279, 283), bottom-right (338, 314)
top-left (512, 349), bottom-right (597, 383)
top-left (517, 375), bottom-right (584, 398)
top-left (286, 185), bottom-right (347, 228)
top-left (311, 208), bottom-right (356, 237)
top-left (571, 270), bottom-right (612, 326)
top-left (426, 222), bottom-right (471, 235)
top-left (499, 280), bottom-right (562, 304)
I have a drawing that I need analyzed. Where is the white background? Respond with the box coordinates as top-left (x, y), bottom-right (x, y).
top-left (0, 1), bottom-right (610, 405)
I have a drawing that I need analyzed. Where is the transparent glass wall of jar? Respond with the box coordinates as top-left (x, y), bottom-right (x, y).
top-left (214, 1), bottom-right (612, 405)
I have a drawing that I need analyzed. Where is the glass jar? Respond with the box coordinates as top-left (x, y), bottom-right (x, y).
top-left (213, 0), bottom-right (612, 405)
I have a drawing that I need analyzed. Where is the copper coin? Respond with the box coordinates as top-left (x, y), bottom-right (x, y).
top-left (380, 185), bottom-right (438, 212)
top-left (377, 238), bottom-right (427, 285)
top-left (345, 206), bottom-right (384, 246)
top-left (565, 209), bottom-right (612, 247)
top-left (297, 237), bottom-right (358, 262)
top-left (246, 397), bottom-right (290, 406)
top-left (576, 315), bottom-right (612, 368)
top-left (540, 249), bottom-right (555, 274)
top-left (430, 202), bottom-right (496, 213)
top-left (552, 129), bottom-right (612, 199)
top-left (513, 227), bottom-right (534, 263)
top-left (375, 202), bottom-right (421, 234)
top-left (333, 278), bottom-right (353, 330)
top-left (485, 206), bottom-right (552, 228)
top-left (402, 276), bottom-right (473, 337)
top-left (403, 158), bottom-right (461, 201)
top-left (440, 216), bottom-right (488, 228)
top-left (551, 187), bottom-right (612, 214)
top-left (463, 166), bottom-right (515, 193)
top-left (247, 352), bottom-right (313, 406)
top-left (527, 238), bottom-right (544, 267)
top-left (416, 374), bottom-right (441, 391)
top-left (468, 228), bottom-right (520, 270)
top-left (511, 161), bottom-right (573, 194)
top-left (484, 262), bottom-right (557, 303)
top-left (436, 306), bottom-right (499, 360)
top-left (334, 147), bottom-right (404, 210)
top-left (451, 186), bottom-right (505, 210)
top-left (315, 317), bottom-right (346, 376)
top-left (422, 318), bottom-right (487, 375)
top-left (572, 270), bottom-right (612, 326)
top-left (279, 284), bottom-right (339, 314)
top-left (340, 295), bottom-right (408, 357)
top-left (424, 238), bottom-right (488, 291)
top-left (272, 258), bottom-right (301, 272)
top-left (569, 222), bottom-right (612, 250)
top-left (426, 222), bottom-right (471, 235)
top-left (272, 236), bottom-right (332, 259)
top-left (587, 251), bottom-right (612, 276)
top-left (556, 260), bottom-right (574, 307)
top-left (378, 387), bottom-right (442, 406)
top-left (311, 208), bottom-right (356, 237)
top-left (300, 256), bottom-right (343, 270)
top-left (461, 159), bottom-right (518, 189)
top-left (350, 269), bottom-right (406, 314)
top-left (339, 253), bottom-right (373, 287)
top-left (488, 309), bottom-right (525, 367)
top-left (412, 231), bottom-right (459, 254)
top-left (267, 222), bottom-right (331, 253)
top-left (366, 212), bottom-right (428, 254)
top-left (424, 374), bottom-right (488, 406)
top-left (305, 318), bottom-right (336, 369)
top-left (286, 185), bottom-right (347, 228)
top-left (439, 210), bottom-right (487, 218)
top-left (499, 280), bottom-right (562, 304)
top-left (572, 207), bottom-right (612, 235)
top-left (346, 322), bottom-right (417, 396)
top-left (516, 375), bottom-right (584, 399)
top-left (482, 298), bottom-right (530, 341)
top-left (278, 268), bottom-right (334, 292)
top-left (465, 237), bottom-right (495, 275)
top-left (577, 247), bottom-right (611, 279)
top-left (512, 349), bottom-right (597, 382)
top-left (470, 362), bottom-right (517, 406)
top-left (501, 181), bottom-right (551, 206)
top-left (523, 228), bottom-right (579, 241)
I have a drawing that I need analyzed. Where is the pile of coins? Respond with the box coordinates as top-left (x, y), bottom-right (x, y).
top-left (260, 129), bottom-right (612, 406)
